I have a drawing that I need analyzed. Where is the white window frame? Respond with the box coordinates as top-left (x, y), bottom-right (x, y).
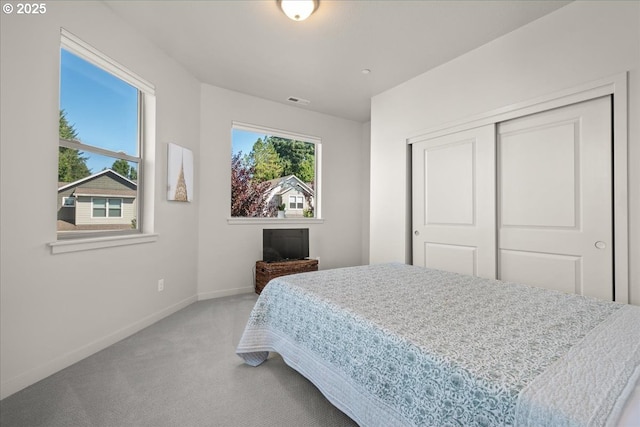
top-left (61, 196), bottom-right (75, 208)
top-left (228, 121), bottom-right (323, 224)
top-left (289, 195), bottom-right (304, 210)
top-left (49, 29), bottom-right (157, 254)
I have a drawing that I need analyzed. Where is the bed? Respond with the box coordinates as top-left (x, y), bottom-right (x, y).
top-left (236, 263), bottom-right (640, 426)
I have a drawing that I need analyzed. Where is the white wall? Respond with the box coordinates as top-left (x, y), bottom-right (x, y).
top-left (197, 85), bottom-right (366, 299)
top-left (361, 121), bottom-right (371, 264)
top-left (0, 2), bottom-right (201, 398)
top-left (370, 1), bottom-right (640, 303)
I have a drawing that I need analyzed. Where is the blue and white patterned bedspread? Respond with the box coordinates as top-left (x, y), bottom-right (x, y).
top-left (236, 263), bottom-right (640, 426)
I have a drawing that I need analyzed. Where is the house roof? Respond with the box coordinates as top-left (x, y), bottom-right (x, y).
top-left (58, 169), bottom-right (137, 192)
top-left (266, 175), bottom-right (314, 196)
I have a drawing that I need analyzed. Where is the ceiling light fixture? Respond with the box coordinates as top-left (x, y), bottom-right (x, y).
top-left (278, 0), bottom-right (318, 22)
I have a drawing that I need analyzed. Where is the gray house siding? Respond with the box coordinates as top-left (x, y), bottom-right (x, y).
top-left (57, 170), bottom-right (137, 230)
top-left (75, 196), bottom-right (136, 226)
top-left (57, 187), bottom-right (76, 223)
top-left (281, 188), bottom-right (310, 218)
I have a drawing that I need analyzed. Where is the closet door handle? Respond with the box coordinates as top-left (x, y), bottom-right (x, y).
top-left (595, 241), bottom-right (606, 249)
top-left (414, 230), bottom-right (420, 236)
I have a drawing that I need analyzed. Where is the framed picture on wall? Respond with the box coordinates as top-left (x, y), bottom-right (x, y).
top-left (167, 143), bottom-right (194, 202)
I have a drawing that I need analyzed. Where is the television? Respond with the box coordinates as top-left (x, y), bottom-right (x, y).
top-left (263, 228), bottom-right (309, 263)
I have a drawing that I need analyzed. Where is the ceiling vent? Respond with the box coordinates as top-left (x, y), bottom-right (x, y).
top-left (287, 96), bottom-right (311, 106)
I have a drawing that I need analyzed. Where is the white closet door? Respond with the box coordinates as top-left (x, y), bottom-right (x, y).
top-left (497, 96), bottom-right (612, 300)
top-left (412, 125), bottom-right (496, 279)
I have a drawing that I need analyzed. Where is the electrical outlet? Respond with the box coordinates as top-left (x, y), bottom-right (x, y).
top-left (158, 279), bottom-right (164, 292)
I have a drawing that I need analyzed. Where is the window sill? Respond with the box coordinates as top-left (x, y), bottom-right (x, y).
top-left (227, 218), bottom-right (324, 225)
top-left (49, 233), bottom-right (158, 254)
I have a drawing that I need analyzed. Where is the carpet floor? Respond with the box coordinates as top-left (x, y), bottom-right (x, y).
top-left (0, 293), bottom-right (358, 427)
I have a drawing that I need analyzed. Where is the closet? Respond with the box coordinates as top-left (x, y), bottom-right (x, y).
top-left (411, 96), bottom-right (613, 300)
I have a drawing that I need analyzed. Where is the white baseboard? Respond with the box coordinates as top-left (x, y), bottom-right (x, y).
top-left (198, 286), bottom-right (254, 300)
top-left (0, 295), bottom-right (197, 400)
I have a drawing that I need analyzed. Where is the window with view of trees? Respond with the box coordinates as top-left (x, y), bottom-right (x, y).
top-left (58, 30), bottom-right (153, 237)
top-left (231, 124), bottom-right (320, 219)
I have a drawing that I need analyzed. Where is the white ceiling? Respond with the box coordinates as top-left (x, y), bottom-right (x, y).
top-left (105, 0), bottom-right (571, 123)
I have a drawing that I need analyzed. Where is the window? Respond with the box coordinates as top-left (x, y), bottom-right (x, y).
top-left (289, 195), bottom-right (304, 210)
top-left (92, 198), bottom-right (122, 218)
top-left (62, 197), bottom-right (75, 208)
top-left (230, 122), bottom-right (321, 219)
top-left (57, 29), bottom-right (155, 239)
top-left (108, 198), bottom-right (122, 217)
top-left (92, 198), bottom-right (106, 218)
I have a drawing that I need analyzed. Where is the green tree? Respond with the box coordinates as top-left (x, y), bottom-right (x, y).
top-left (270, 137), bottom-right (315, 182)
top-left (248, 137), bottom-right (284, 182)
top-left (111, 159), bottom-right (138, 181)
top-left (112, 159), bottom-right (130, 177)
top-left (58, 110), bottom-right (91, 182)
top-left (297, 155), bottom-right (315, 183)
top-left (59, 109), bottom-right (79, 140)
top-left (244, 135), bottom-right (315, 185)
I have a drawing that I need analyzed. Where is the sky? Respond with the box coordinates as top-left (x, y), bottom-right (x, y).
top-left (59, 48), bottom-right (138, 174)
top-left (232, 129), bottom-right (265, 157)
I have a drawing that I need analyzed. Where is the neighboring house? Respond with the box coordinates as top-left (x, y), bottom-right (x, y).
top-left (57, 169), bottom-right (137, 231)
top-left (265, 175), bottom-right (314, 218)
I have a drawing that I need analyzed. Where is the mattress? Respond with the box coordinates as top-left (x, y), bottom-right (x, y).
top-left (237, 263), bottom-right (640, 426)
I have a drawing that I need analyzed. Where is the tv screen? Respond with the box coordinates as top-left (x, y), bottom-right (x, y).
top-left (263, 228), bottom-right (309, 262)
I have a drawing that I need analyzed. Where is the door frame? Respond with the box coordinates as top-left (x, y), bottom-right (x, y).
top-left (408, 72), bottom-right (629, 303)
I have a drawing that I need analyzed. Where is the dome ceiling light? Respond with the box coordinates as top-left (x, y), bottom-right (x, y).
top-left (278, 0), bottom-right (319, 22)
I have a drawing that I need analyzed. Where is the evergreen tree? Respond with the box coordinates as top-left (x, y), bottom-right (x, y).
top-left (270, 137), bottom-right (315, 182)
top-left (111, 159), bottom-right (137, 180)
top-left (59, 109), bottom-right (79, 141)
top-left (298, 155), bottom-right (315, 184)
top-left (248, 137), bottom-right (284, 182)
top-left (245, 136), bottom-right (315, 183)
top-left (58, 110), bottom-right (91, 182)
top-left (112, 159), bottom-right (130, 177)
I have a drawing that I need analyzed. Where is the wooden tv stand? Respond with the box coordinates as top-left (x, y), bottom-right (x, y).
top-left (255, 259), bottom-right (318, 294)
